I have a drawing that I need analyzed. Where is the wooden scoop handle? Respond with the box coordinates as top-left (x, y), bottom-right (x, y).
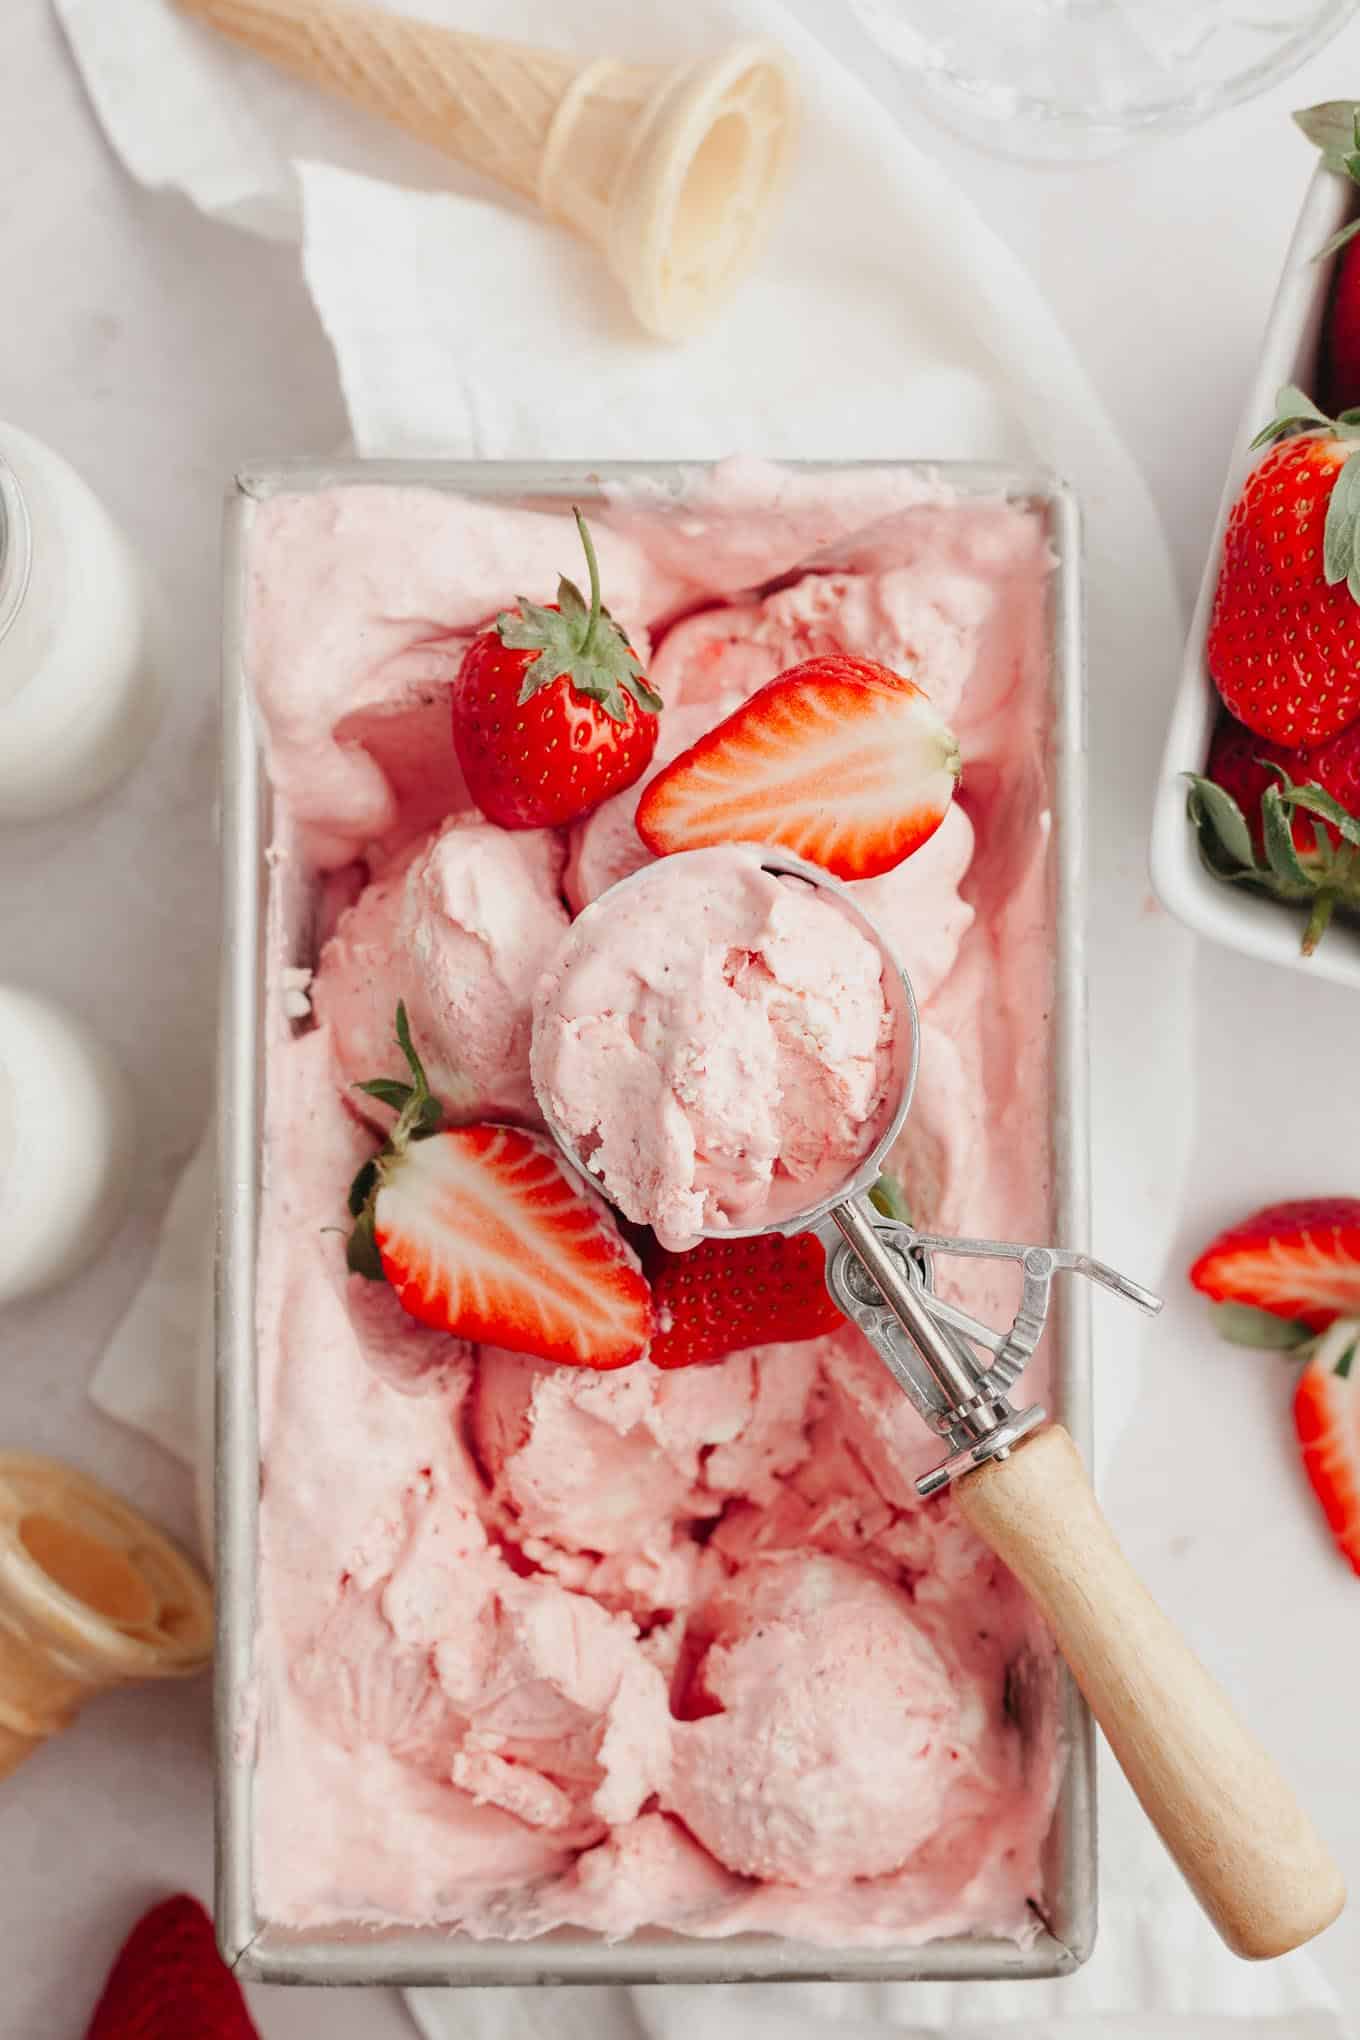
top-left (957, 1423), bottom-right (1345, 1961)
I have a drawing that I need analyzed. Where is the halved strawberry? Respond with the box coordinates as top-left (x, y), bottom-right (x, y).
top-left (349, 1006), bottom-right (650, 1369)
top-left (634, 654), bottom-right (961, 882)
top-left (1189, 1197), bottom-right (1360, 1333)
top-left (1293, 1320), bottom-right (1360, 1575)
top-left (647, 1232), bottom-right (843, 1369)
top-left (647, 1177), bottom-right (910, 1369)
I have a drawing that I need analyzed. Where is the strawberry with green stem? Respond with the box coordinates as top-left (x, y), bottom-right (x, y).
top-left (1190, 382), bottom-right (1360, 951)
top-left (1186, 729), bottom-right (1360, 955)
top-left (1191, 1198), bottom-right (1360, 1574)
top-left (347, 1004), bottom-right (652, 1369)
top-left (1205, 384), bottom-right (1360, 748)
top-left (452, 508), bottom-right (663, 829)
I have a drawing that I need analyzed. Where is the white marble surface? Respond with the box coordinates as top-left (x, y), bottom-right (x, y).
top-left (2, 2), bottom-right (1359, 2034)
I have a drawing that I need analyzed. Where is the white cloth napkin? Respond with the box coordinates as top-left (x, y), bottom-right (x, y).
top-left (57, 0), bottom-right (1350, 2033)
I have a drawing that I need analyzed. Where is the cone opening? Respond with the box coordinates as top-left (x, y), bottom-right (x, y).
top-left (672, 110), bottom-right (753, 274)
top-left (649, 56), bottom-right (794, 335)
top-left (18, 1513), bottom-right (158, 1630)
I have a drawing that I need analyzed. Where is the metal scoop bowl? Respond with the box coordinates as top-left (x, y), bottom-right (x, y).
top-left (538, 844), bottom-right (1154, 1499)
top-left (533, 843), bottom-right (1344, 1963)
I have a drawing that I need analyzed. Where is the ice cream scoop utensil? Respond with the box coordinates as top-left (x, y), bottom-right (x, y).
top-left (540, 847), bottom-right (1345, 1961)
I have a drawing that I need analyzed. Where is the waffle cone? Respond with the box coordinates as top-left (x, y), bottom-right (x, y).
top-left (176, 0), bottom-right (798, 338)
top-left (0, 1455), bottom-right (212, 1779)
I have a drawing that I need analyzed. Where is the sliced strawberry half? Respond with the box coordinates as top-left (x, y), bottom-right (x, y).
top-left (647, 1231), bottom-right (843, 1369)
top-left (348, 1005), bottom-right (650, 1369)
top-left (1189, 1197), bottom-right (1360, 1333)
top-left (1293, 1320), bottom-right (1360, 1576)
top-left (634, 654), bottom-right (961, 882)
top-left (647, 1176), bottom-right (910, 1369)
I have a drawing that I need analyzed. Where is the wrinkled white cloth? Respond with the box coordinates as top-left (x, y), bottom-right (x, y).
top-left (58, 0), bottom-right (1348, 2034)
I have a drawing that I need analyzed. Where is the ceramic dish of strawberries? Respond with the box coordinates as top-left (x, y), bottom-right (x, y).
top-left (1151, 103), bottom-right (1360, 988)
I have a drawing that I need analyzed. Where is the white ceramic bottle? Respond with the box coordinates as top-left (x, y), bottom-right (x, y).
top-left (0, 986), bottom-right (135, 1306)
top-left (0, 422), bottom-right (161, 821)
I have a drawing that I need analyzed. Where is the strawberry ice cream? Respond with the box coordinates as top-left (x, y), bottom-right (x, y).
top-left (242, 459), bottom-right (1061, 1950)
top-left (532, 846), bottom-right (899, 1249)
top-left (668, 1553), bottom-right (1008, 1885)
top-left (312, 813), bottom-right (568, 1126)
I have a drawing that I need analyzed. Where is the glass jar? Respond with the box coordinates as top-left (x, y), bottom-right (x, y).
top-left (0, 423), bottom-right (162, 821)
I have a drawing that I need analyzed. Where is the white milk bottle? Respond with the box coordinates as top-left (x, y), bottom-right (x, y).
top-left (0, 422), bottom-right (161, 820)
top-left (0, 985), bottom-right (135, 1305)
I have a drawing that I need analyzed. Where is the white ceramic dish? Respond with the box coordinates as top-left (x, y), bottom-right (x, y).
top-left (1150, 162), bottom-right (1360, 988)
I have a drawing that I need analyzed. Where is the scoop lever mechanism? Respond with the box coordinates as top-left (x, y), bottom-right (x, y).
top-left (821, 1198), bottom-right (1162, 1498)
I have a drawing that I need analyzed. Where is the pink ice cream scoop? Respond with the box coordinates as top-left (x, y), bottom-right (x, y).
top-left (667, 1552), bottom-right (987, 1884)
top-left (312, 812), bottom-right (569, 1127)
top-left (530, 845), bottom-right (913, 1250)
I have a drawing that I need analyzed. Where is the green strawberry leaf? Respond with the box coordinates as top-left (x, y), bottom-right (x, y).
top-left (347, 1156), bottom-right (379, 1220)
top-left (1211, 1301), bottom-right (1316, 1351)
top-left (412, 1093), bottom-right (444, 1137)
top-left (346, 1202), bottom-right (385, 1281)
top-left (355, 1077), bottom-right (415, 1112)
top-left (388, 1002), bottom-right (444, 1145)
top-left (869, 1174), bottom-right (913, 1225)
top-left (1249, 383), bottom-right (1334, 450)
top-left (1335, 1337), bottom-right (1359, 1380)
top-left (556, 572), bottom-right (589, 623)
top-left (1185, 774), bottom-right (1256, 870)
top-left (497, 509), bottom-right (662, 724)
top-left (1276, 779), bottom-right (1360, 849)
top-left (1294, 100), bottom-right (1360, 176)
top-left (1324, 448), bottom-right (1360, 598)
top-left (1261, 785), bottom-right (1312, 890)
top-left (1303, 889), bottom-right (1339, 956)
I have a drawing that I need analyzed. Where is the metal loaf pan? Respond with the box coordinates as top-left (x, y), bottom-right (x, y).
top-left (1150, 163), bottom-right (1360, 987)
top-left (217, 460), bottom-right (1095, 1986)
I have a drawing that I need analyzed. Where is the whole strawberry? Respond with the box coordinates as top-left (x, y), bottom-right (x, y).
top-left (1206, 386), bottom-right (1360, 747)
top-left (1186, 713), bottom-right (1360, 954)
top-left (453, 508), bottom-right (662, 828)
top-left (85, 1894), bottom-right (259, 2040)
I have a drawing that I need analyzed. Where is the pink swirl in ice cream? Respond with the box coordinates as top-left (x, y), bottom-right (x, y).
top-left (531, 846), bottom-right (898, 1249)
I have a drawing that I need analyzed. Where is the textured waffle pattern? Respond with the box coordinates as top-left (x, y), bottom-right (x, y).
top-left (179, 0), bottom-right (581, 195)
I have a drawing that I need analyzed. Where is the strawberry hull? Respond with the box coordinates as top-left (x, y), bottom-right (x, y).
top-left (217, 458), bottom-right (1095, 1988)
top-left (1152, 162), bottom-right (1360, 987)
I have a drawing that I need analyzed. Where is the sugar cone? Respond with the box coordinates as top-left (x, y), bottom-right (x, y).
top-left (175, 0), bottom-right (798, 339)
top-left (0, 1454), bottom-right (212, 1779)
